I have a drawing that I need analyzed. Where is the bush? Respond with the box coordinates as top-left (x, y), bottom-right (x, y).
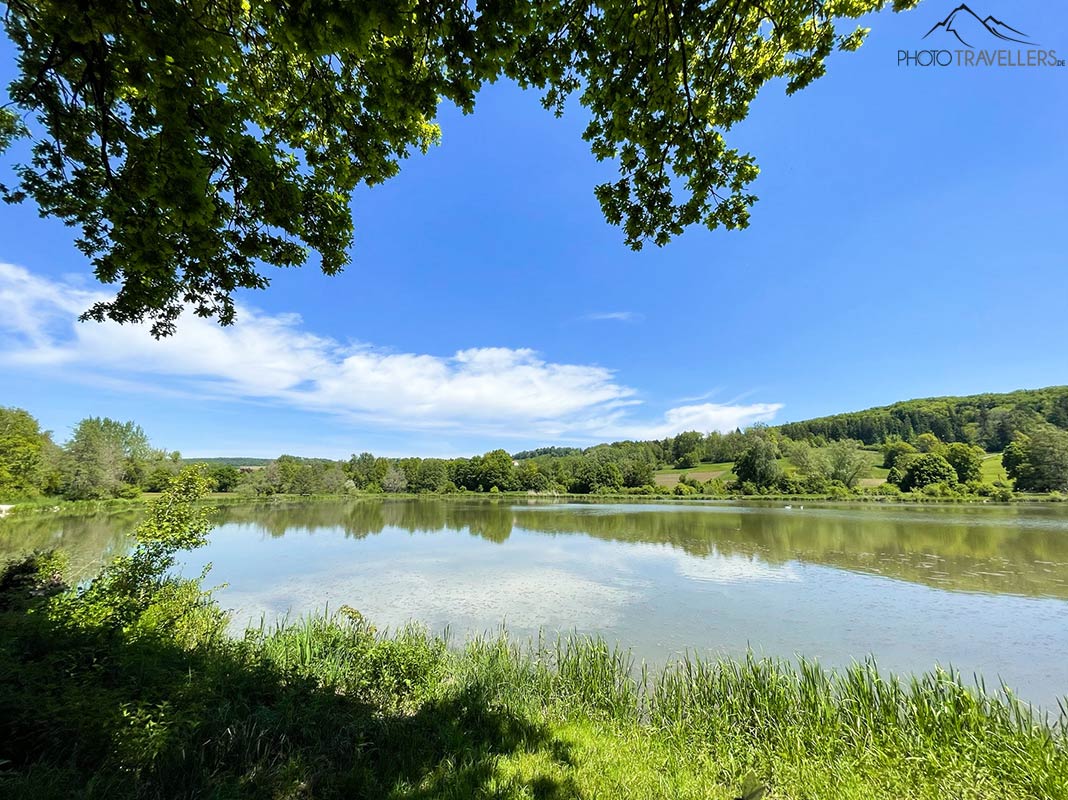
top-left (992, 486), bottom-right (1015, 502)
top-left (801, 473), bottom-right (831, 494)
top-left (826, 483), bottom-right (853, 499)
top-left (701, 478), bottom-right (729, 496)
top-left (882, 439), bottom-right (917, 469)
top-left (773, 474), bottom-right (799, 494)
top-left (871, 482), bottom-right (902, 497)
top-left (900, 453), bottom-right (957, 493)
top-left (674, 450), bottom-right (701, 469)
top-left (920, 482), bottom-right (959, 498)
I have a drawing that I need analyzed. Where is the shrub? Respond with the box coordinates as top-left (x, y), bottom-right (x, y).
top-left (701, 478), bottom-right (728, 496)
top-left (882, 439), bottom-right (917, 469)
top-left (801, 473), bottom-right (831, 494)
top-left (115, 482), bottom-right (142, 499)
top-left (992, 486), bottom-right (1015, 502)
top-left (872, 482), bottom-right (902, 497)
top-left (674, 450), bottom-right (701, 469)
top-left (900, 453), bottom-right (957, 493)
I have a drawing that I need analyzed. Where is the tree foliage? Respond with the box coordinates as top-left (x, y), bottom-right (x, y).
top-left (209, 464), bottom-right (241, 493)
top-left (778, 386), bottom-right (1068, 451)
top-left (734, 438), bottom-right (782, 490)
top-left (1003, 428), bottom-right (1068, 493)
top-left (0, 406), bottom-right (48, 498)
top-left (898, 453), bottom-right (957, 493)
top-left (881, 439), bottom-right (916, 470)
top-left (8, 388), bottom-right (1068, 503)
top-left (381, 466), bottom-right (408, 494)
top-left (823, 439), bottom-right (870, 489)
top-left (61, 417), bottom-right (151, 500)
top-left (913, 433), bottom-right (942, 454)
top-left (943, 442), bottom-right (983, 485)
top-left (788, 440), bottom-right (826, 477)
top-left (1, 0), bottom-right (915, 335)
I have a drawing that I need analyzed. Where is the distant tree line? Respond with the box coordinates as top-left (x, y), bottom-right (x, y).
top-left (0, 407), bottom-right (665, 500)
top-left (3, 386), bottom-right (1068, 502)
top-left (776, 386), bottom-right (1068, 451)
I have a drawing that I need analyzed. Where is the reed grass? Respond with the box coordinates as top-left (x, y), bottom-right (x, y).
top-left (3, 592), bottom-right (1065, 798)
top-left (231, 613), bottom-right (1068, 799)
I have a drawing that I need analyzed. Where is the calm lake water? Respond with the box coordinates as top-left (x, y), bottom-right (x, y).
top-left (3, 498), bottom-right (1068, 707)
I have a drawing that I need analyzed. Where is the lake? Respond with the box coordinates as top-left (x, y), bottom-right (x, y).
top-left (3, 497), bottom-right (1067, 708)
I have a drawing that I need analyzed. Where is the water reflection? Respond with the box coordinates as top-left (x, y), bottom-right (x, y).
top-left (3, 498), bottom-right (1067, 707)
top-left (202, 499), bottom-right (1068, 599)
top-left (0, 509), bottom-right (141, 581)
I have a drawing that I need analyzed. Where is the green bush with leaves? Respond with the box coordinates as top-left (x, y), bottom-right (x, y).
top-left (882, 439), bottom-right (917, 470)
top-left (50, 466), bottom-right (223, 643)
top-left (900, 454), bottom-right (958, 493)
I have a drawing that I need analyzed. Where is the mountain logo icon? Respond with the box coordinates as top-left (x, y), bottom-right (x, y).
top-left (922, 4), bottom-right (1036, 48)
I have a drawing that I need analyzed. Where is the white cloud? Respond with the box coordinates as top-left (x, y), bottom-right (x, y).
top-left (597, 402), bottom-right (783, 440)
top-left (0, 263), bottom-right (782, 440)
top-left (672, 550), bottom-right (799, 585)
top-left (584, 311), bottom-right (642, 322)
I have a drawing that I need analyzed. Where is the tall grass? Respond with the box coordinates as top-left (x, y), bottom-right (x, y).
top-left (235, 613), bottom-right (1068, 798)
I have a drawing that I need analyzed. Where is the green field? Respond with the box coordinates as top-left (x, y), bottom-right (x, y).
top-left (654, 461), bottom-right (735, 486)
top-left (981, 454), bottom-right (1009, 484)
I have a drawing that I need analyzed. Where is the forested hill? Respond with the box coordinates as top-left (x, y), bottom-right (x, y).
top-left (776, 387), bottom-right (1068, 451)
top-left (180, 457), bottom-right (272, 468)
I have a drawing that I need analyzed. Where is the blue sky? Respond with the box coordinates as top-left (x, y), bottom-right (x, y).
top-left (1, 1), bottom-right (1066, 458)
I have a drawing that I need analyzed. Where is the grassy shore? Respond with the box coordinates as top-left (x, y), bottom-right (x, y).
top-left (1, 472), bottom-right (1066, 799)
top-left (2, 600), bottom-right (1065, 799)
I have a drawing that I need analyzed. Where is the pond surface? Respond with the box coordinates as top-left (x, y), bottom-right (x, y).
top-left (3, 498), bottom-right (1068, 708)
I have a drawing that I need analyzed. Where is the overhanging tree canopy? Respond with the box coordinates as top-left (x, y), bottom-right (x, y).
top-left (0, 0), bottom-right (915, 336)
